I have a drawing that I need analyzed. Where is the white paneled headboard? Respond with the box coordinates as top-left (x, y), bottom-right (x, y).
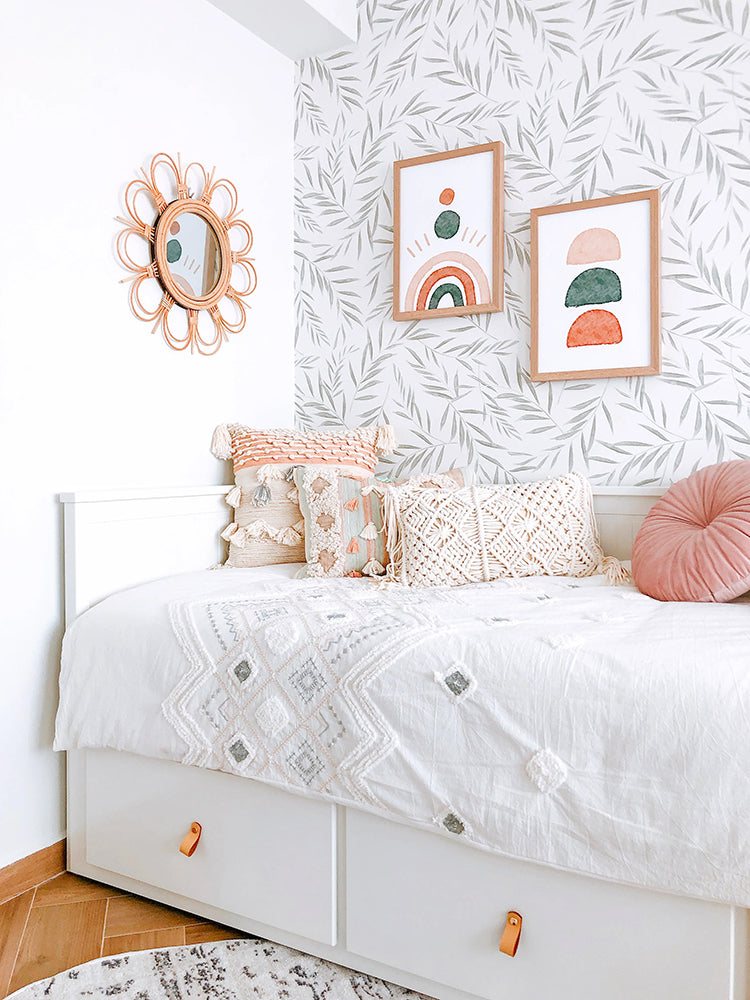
top-left (593, 488), bottom-right (664, 562)
top-left (60, 486), bottom-right (230, 623)
top-left (59, 485), bottom-right (664, 624)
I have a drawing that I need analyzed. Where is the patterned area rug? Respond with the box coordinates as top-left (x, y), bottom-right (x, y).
top-left (9, 939), bottom-right (423, 1000)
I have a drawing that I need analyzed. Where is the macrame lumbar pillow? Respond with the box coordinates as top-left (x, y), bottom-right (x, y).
top-left (211, 423), bottom-right (396, 568)
top-left (383, 472), bottom-right (628, 588)
top-left (295, 467), bottom-right (465, 579)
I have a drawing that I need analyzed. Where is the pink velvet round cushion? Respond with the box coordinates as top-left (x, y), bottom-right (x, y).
top-left (632, 460), bottom-right (750, 602)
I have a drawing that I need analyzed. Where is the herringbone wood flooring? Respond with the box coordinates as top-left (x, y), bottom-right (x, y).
top-left (0, 872), bottom-right (248, 998)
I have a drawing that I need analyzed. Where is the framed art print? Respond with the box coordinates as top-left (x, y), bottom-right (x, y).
top-left (393, 141), bottom-right (504, 321)
top-left (530, 189), bottom-right (660, 381)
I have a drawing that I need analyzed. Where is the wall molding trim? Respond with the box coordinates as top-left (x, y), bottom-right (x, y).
top-left (0, 840), bottom-right (66, 905)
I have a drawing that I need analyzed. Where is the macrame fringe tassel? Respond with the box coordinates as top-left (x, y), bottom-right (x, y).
top-left (382, 489), bottom-right (404, 584)
top-left (244, 521), bottom-right (270, 540)
top-left (277, 525), bottom-right (302, 546)
top-left (375, 424), bottom-right (396, 456)
top-left (255, 464), bottom-right (286, 484)
top-left (362, 559), bottom-right (386, 577)
top-left (211, 424), bottom-right (233, 460)
top-left (220, 522), bottom-right (245, 546)
top-left (252, 483), bottom-right (272, 507)
top-left (360, 522), bottom-right (378, 540)
top-left (600, 555), bottom-right (631, 585)
top-left (225, 485), bottom-right (242, 508)
top-left (223, 515), bottom-right (305, 549)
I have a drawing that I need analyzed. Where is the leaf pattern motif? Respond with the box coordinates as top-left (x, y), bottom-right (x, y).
top-left (295, 0), bottom-right (750, 485)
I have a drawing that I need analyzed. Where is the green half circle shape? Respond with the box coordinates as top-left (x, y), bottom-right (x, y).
top-left (565, 267), bottom-right (622, 308)
top-left (428, 282), bottom-right (465, 309)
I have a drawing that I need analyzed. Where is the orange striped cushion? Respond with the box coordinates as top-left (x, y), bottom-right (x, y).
top-left (212, 424), bottom-right (394, 474)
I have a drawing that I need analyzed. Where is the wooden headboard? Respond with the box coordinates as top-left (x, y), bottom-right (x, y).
top-left (59, 485), bottom-right (664, 623)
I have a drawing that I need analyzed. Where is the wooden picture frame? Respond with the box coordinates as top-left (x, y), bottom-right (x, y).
top-left (530, 189), bottom-right (660, 381)
top-left (393, 142), bottom-right (504, 321)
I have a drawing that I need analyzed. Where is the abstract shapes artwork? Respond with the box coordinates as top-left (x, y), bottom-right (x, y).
top-left (530, 190), bottom-right (660, 381)
top-left (393, 142), bottom-right (504, 320)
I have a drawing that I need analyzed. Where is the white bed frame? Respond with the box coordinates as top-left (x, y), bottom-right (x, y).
top-left (60, 486), bottom-right (749, 1000)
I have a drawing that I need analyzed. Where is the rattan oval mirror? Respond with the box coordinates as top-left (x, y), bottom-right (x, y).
top-left (116, 153), bottom-right (257, 355)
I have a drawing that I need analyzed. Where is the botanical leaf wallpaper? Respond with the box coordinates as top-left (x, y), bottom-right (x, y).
top-left (295, 0), bottom-right (750, 485)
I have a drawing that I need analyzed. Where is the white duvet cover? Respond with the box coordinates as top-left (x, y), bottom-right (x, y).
top-left (55, 566), bottom-right (750, 906)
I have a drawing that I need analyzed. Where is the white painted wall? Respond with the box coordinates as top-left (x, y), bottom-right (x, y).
top-left (0, 0), bottom-right (294, 868)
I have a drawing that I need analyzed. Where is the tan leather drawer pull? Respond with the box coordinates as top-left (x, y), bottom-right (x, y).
top-left (179, 822), bottom-right (202, 857)
top-left (499, 911), bottom-right (522, 956)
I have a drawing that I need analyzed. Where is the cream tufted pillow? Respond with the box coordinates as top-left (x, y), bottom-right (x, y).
top-left (384, 473), bottom-right (625, 587)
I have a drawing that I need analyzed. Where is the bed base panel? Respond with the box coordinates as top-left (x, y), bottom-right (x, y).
top-left (69, 747), bottom-right (743, 1000)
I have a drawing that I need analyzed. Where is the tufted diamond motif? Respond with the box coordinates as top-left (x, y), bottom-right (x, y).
top-left (526, 748), bottom-right (568, 793)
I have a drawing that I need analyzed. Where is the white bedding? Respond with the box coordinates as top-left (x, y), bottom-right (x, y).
top-left (55, 566), bottom-right (750, 906)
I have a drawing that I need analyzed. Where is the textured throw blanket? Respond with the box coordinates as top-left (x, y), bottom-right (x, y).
top-left (56, 567), bottom-right (750, 906)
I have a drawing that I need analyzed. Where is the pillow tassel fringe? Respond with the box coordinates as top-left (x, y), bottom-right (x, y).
top-left (211, 424), bottom-right (233, 460)
top-left (252, 483), bottom-right (272, 507)
top-left (220, 522), bottom-right (242, 544)
top-left (256, 464), bottom-right (287, 484)
top-left (277, 525), bottom-right (303, 546)
top-left (362, 559), bottom-right (386, 577)
top-left (383, 489), bottom-right (404, 584)
top-left (600, 555), bottom-right (631, 585)
top-left (374, 424), bottom-right (396, 457)
top-left (225, 485), bottom-right (242, 508)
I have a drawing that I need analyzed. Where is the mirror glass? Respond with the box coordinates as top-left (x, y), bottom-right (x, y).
top-left (162, 211), bottom-right (222, 299)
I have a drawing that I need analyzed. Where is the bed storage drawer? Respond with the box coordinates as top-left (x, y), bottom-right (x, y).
top-left (346, 809), bottom-right (734, 1000)
top-left (84, 750), bottom-right (336, 944)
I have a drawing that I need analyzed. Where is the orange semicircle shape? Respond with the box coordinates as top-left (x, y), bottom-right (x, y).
top-left (566, 228), bottom-right (621, 265)
top-left (567, 309), bottom-right (622, 347)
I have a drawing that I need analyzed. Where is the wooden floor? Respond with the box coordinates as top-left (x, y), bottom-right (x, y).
top-left (0, 872), bottom-right (249, 998)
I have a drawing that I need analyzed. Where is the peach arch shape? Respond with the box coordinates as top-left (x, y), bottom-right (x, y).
top-left (566, 228), bottom-right (621, 265)
top-left (404, 251), bottom-right (491, 311)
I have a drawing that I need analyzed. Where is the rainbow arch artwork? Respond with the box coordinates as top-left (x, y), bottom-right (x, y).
top-left (393, 142), bottom-right (504, 320)
top-left (403, 251), bottom-right (492, 313)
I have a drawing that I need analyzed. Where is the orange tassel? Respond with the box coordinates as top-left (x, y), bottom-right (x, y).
top-left (344, 498), bottom-right (359, 511)
top-left (347, 537), bottom-right (360, 554)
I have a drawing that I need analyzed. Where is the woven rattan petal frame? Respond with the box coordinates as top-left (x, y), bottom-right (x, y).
top-left (116, 152), bottom-right (256, 355)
